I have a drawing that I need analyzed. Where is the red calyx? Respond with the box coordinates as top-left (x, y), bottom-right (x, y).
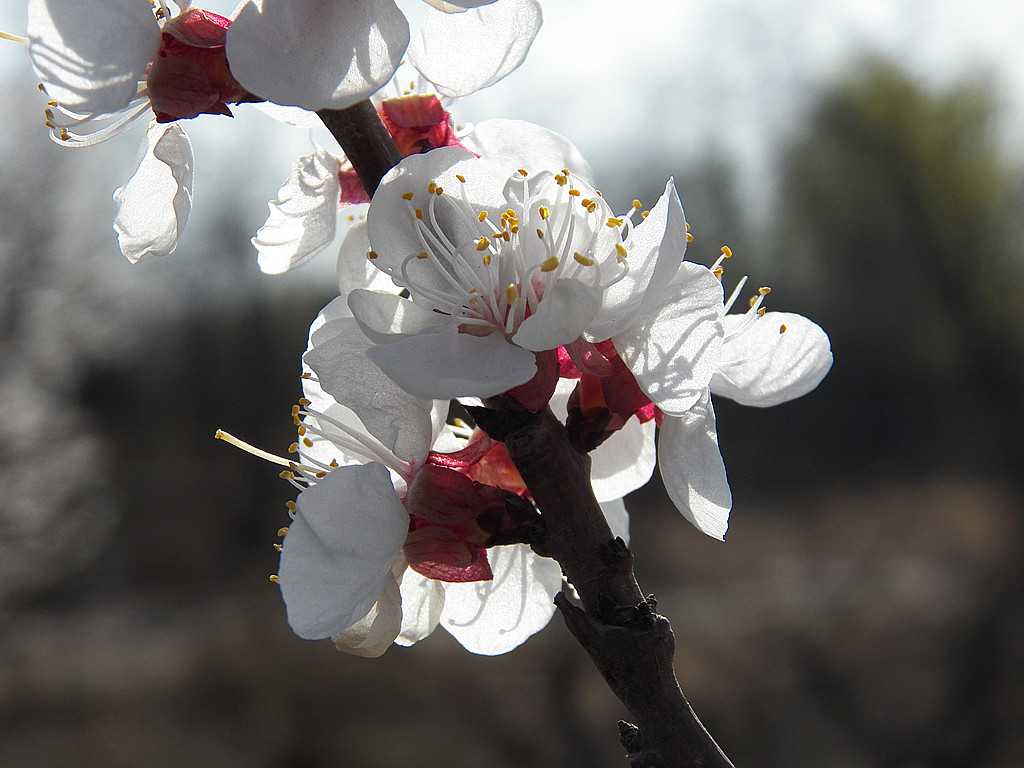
top-left (147, 9), bottom-right (256, 123)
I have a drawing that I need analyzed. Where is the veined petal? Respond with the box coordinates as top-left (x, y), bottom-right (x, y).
top-left (337, 221), bottom-right (396, 296)
top-left (332, 571), bottom-right (403, 657)
top-left (439, 544), bottom-right (562, 655)
top-left (253, 149), bottom-right (340, 274)
top-left (395, 566), bottom-right (445, 646)
top-left (348, 289), bottom-right (450, 344)
top-left (658, 401), bottom-right (731, 541)
top-left (512, 279), bottom-right (601, 353)
top-left (113, 121), bottom-right (193, 264)
top-left (28, 0), bottom-right (160, 114)
top-left (712, 311), bottom-right (833, 407)
top-left (600, 499), bottom-right (631, 545)
top-left (589, 179), bottom-right (688, 341)
top-left (279, 463), bottom-right (408, 639)
top-left (365, 328), bottom-right (537, 400)
top-left (614, 263), bottom-right (724, 416)
top-left (304, 315), bottom-right (437, 464)
top-left (461, 119), bottom-right (594, 183)
top-left (410, 0), bottom-right (542, 98)
top-left (227, 0), bottom-right (410, 110)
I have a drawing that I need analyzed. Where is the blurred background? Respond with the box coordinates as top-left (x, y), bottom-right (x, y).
top-left (1, 1), bottom-right (1022, 766)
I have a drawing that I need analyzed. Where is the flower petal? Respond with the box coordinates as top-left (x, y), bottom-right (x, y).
top-left (366, 328), bottom-right (537, 400)
top-left (227, 0), bottom-right (410, 110)
top-left (512, 279), bottom-right (601, 352)
top-left (460, 119), bottom-right (593, 182)
top-left (658, 401), bottom-right (731, 541)
top-left (712, 311), bottom-right (833, 407)
top-left (253, 148), bottom-right (340, 274)
top-left (422, 0), bottom-right (498, 11)
top-left (332, 571), bottom-right (403, 657)
top-left (600, 499), bottom-right (631, 545)
top-left (410, 0), bottom-right (542, 98)
top-left (337, 221), bottom-right (396, 296)
top-left (27, 0), bottom-right (160, 114)
top-left (113, 121), bottom-right (193, 264)
top-left (614, 262), bottom-right (724, 416)
top-left (439, 544), bottom-right (562, 655)
top-left (396, 567), bottom-right (445, 646)
top-left (589, 179), bottom-right (689, 341)
top-left (348, 289), bottom-right (449, 344)
top-left (279, 463), bottom-right (408, 639)
top-left (304, 315), bottom-right (438, 463)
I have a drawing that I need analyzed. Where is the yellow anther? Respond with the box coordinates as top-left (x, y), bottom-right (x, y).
top-left (749, 295), bottom-right (759, 309)
top-left (539, 206), bottom-right (550, 220)
top-left (285, 501), bottom-right (296, 512)
top-left (505, 283), bottom-right (519, 303)
top-left (279, 470), bottom-right (294, 480)
top-left (510, 224), bottom-right (520, 234)
top-left (574, 252), bottom-right (595, 267)
top-left (277, 526), bottom-right (290, 536)
top-left (290, 405), bottom-right (300, 416)
top-left (273, 543), bottom-right (283, 552)
top-left (269, 574), bottom-right (280, 584)
top-left (536, 228), bottom-right (545, 240)
top-left (606, 217), bottom-right (624, 228)
top-left (482, 253), bottom-right (492, 266)
top-left (713, 266), bottom-right (724, 279)
top-left (641, 210), bottom-right (650, 219)
top-left (59, 127), bottom-right (69, 141)
top-left (329, 459), bottom-right (338, 468)
top-left (475, 236), bottom-right (490, 251)
top-left (685, 222), bottom-right (692, 231)
top-left (298, 398), bottom-right (311, 407)
top-left (779, 323), bottom-right (787, 334)
top-left (417, 250), bottom-right (429, 259)
top-left (427, 181), bottom-right (437, 194)
top-left (504, 208), bottom-right (518, 220)
top-left (568, 188), bottom-right (581, 197)
top-left (434, 186), bottom-right (444, 196)
top-left (414, 208), bottom-right (423, 220)
top-left (686, 232), bottom-right (694, 243)
top-left (37, 83), bottom-right (46, 92)
top-left (615, 243), bottom-right (629, 259)
top-left (517, 168), bottom-right (528, 177)
top-left (297, 425), bottom-right (306, 436)
top-left (720, 245), bottom-right (733, 259)
top-left (367, 250), bottom-right (379, 260)
top-left (478, 211), bottom-right (488, 222)
top-left (456, 174), bottom-right (466, 183)
top-left (402, 192), bottom-right (414, 201)
top-left (287, 442), bottom-right (299, 454)
top-left (554, 174), bottom-right (568, 186)
top-left (758, 307), bottom-right (767, 317)
top-left (758, 286), bottom-right (772, 295)
top-left (632, 199), bottom-right (642, 210)
top-left (561, 168), bottom-right (571, 176)
top-left (540, 256), bottom-right (560, 272)
top-left (303, 437), bottom-right (314, 448)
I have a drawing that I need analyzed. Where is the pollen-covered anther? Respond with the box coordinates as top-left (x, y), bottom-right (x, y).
top-left (417, 250), bottom-right (429, 260)
top-left (574, 252), bottom-right (595, 267)
top-left (568, 188), bottom-right (581, 197)
top-left (632, 199), bottom-right (643, 210)
top-left (427, 181), bottom-right (437, 194)
top-left (554, 173), bottom-right (568, 186)
top-left (268, 574), bottom-right (280, 584)
top-left (713, 266), bottom-right (725, 279)
top-left (297, 425), bottom-right (307, 436)
top-left (273, 543), bottom-right (283, 552)
top-left (606, 217), bottom-right (624, 229)
top-left (517, 168), bottom-right (528, 177)
top-left (434, 186), bottom-right (444, 196)
top-left (279, 470), bottom-right (294, 481)
top-left (478, 211), bottom-right (488, 222)
top-left (505, 283), bottom-right (519, 302)
top-left (540, 256), bottom-right (560, 272)
top-left (401, 192), bottom-right (414, 201)
top-left (615, 242), bottom-right (629, 260)
top-left (367, 250), bottom-right (379, 261)
top-left (758, 286), bottom-right (772, 296)
top-left (686, 232), bottom-right (694, 243)
top-left (287, 442), bottom-right (300, 454)
top-left (482, 253), bottom-right (492, 266)
top-left (475, 236), bottom-right (490, 251)
top-left (539, 206), bottom-right (550, 220)
top-left (303, 437), bottom-right (314, 448)
top-left (535, 228), bottom-right (545, 240)
top-left (779, 323), bottom-right (788, 333)
top-left (277, 525), bottom-right (290, 536)
top-left (456, 174), bottom-right (466, 183)
top-left (298, 398), bottom-right (311, 407)
top-left (641, 210), bottom-right (650, 219)
top-left (414, 208), bottom-right (424, 220)
top-left (720, 245), bottom-right (734, 259)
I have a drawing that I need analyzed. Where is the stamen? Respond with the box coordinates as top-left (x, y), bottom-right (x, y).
top-left (0, 31), bottom-right (29, 46)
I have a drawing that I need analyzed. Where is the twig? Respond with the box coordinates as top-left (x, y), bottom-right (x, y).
top-left (468, 404), bottom-right (735, 768)
top-left (318, 101), bottom-right (402, 197)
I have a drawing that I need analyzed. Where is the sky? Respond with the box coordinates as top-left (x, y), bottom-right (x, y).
top-left (1, 0), bottom-right (1022, 283)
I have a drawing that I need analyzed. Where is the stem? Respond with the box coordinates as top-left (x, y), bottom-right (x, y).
top-left (468, 404), bottom-right (735, 768)
top-left (318, 101), bottom-right (402, 198)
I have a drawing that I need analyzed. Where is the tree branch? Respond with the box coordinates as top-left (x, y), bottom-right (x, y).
top-left (318, 101), bottom-right (402, 198)
top-left (469, 404), bottom-right (734, 768)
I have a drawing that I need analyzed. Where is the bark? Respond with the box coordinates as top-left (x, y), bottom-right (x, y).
top-left (318, 101), bottom-right (402, 198)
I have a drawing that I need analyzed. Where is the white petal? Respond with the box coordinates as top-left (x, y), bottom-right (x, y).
top-left (227, 0), bottom-right (410, 110)
top-left (337, 221), bottom-right (396, 296)
top-left (253, 149), bottom-right (340, 274)
top-left (27, 0), bottom-right (159, 114)
top-left (589, 179), bottom-right (689, 341)
top-left (395, 567), bottom-right (445, 646)
top-left (279, 463), bottom-right (408, 639)
top-left (600, 499), bottom-right (631, 545)
top-left (439, 544), bottom-right (561, 655)
top-left (348, 289), bottom-right (449, 344)
top-left (366, 328), bottom-right (537, 400)
top-left (512, 279), bottom-right (601, 352)
top-left (332, 572), bottom-right (403, 657)
top-left (304, 315), bottom-right (438, 463)
top-left (422, 0), bottom-right (498, 11)
top-left (658, 402), bottom-right (731, 541)
top-left (548, 378), bottom-right (656, 502)
top-left (460, 119), bottom-right (593, 182)
top-left (614, 263), bottom-right (724, 416)
top-left (410, 0), bottom-right (542, 98)
top-left (113, 121), bottom-right (193, 264)
top-left (712, 312), bottom-right (833, 407)
top-left (252, 101), bottom-right (320, 128)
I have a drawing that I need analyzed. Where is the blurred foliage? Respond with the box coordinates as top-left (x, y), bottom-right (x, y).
top-left (0, 61), bottom-right (1022, 768)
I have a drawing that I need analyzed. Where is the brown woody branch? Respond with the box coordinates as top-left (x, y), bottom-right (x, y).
top-left (318, 101), bottom-right (402, 198)
top-left (469, 404), bottom-right (734, 768)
